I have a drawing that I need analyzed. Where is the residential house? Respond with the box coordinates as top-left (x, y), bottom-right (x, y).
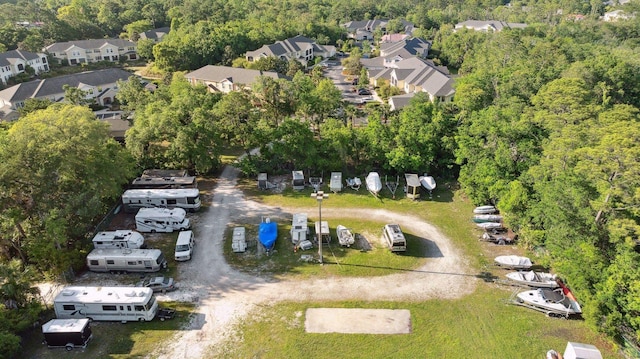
top-left (454, 20), bottom-right (527, 32)
top-left (361, 37), bottom-right (431, 70)
top-left (388, 93), bottom-right (416, 111)
top-left (0, 50), bottom-right (49, 85)
top-left (381, 34), bottom-right (410, 43)
top-left (184, 65), bottom-right (287, 94)
top-left (0, 68), bottom-right (133, 121)
top-left (139, 27), bottom-right (170, 42)
top-left (245, 35), bottom-right (335, 66)
top-left (44, 39), bottom-right (138, 65)
top-left (342, 19), bottom-right (414, 41)
top-left (603, 10), bottom-right (635, 21)
top-left (370, 57), bottom-right (454, 104)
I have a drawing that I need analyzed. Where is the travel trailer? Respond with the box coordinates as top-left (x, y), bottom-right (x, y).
top-left (135, 207), bottom-right (190, 233)
top-left (174, 230), bottom-right (194, 261)
top-left (292, 170), bottom-right (305, 190)
top-left (53, 286), bottom-right (158, 322)
top-left (130, 176), bottom-right (197, 189)
top-left (290, 213), bottom-right (309, 244)
top-left (42, 318), bottom-right (92, 351)
top-left (383, 224), bottom-right (407, 252)
top-left (86, 248), bottom-right (167, 273)
top-left (92, 230), bottom-right (145, 249)
top-left (121, 188), bottom-right (201, 213)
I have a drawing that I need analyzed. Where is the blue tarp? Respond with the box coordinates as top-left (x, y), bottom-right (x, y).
top-left (259, 221), bottom-right (277, 250)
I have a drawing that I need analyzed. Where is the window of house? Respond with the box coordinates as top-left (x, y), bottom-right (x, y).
top-left (71, 51), bottom-right (80, 56)
top-left (128, 47), bottom-right (135, 51)
top-left (106, 48), bottom-right (114, 53)
top-left (130, 54), bottom-right (137, 60)
top-left (118, 48), bottom-right (123, 51)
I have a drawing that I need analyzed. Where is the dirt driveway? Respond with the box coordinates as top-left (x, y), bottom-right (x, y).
top-left (154, 165), bottom-right (477, 359)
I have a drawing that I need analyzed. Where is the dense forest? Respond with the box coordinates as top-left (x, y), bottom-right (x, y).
top-left (1, 0), bottom-right (640, 356)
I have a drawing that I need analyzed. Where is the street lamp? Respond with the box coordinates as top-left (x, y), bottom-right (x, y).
top-left (311, 190), bottom-right (329, 264)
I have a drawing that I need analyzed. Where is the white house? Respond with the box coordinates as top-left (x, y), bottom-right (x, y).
top-left (184, 66), bottom-right (288, 94)
top-left (245, 35), bottom-right (335, 66)
top-left (44, 39), bottom-right (138, 65)
top-left (0, 50), bottom-right (49, 85)
top-left (454, 20), bottom-right (527, 32)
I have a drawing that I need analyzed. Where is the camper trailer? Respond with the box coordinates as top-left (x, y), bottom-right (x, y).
top-left (86, 248), bottom-right (167, 273)
top-left (330, 172), bottom-right (343, 193)
top-left (290, 213), bottom-right (309, 244)
top-left (314, 221), bottom-right (331, 244)
top-left (130, 176), bottom-right (197, 189)
top-left (42, 318), bottom-right (92, 351)
top-left (122, 188), bottom-right (201, 213)
top-left (135, 207), bottom-right (190, 233)
top-left (92, 230), bottom-right (145, 249)
top-left (383, 224), bottom-right (407, 252)
top-left (53, 286), bottom-right (158, 322)
top-left (292, 170), bottom-right (305, 190)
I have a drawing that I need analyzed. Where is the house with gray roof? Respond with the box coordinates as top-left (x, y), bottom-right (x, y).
top-left (342, 19), bottom-right (414, 41)
top-left (245, 35), bottom-right (335, 66)
top-left (139, 27), bottom-right (170, 42)
top-left (0, 50), bottom-right (49, 85)
top-left (454, 20), bottom-right (527, 32)
top-left (184, 66), bottom-right (287, 94)
top-left (44, 39), bottom-right (138, 65)
top-left (0, 68), bottom-right (133, 121)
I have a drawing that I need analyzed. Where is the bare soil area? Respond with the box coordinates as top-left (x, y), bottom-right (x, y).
top-left (152, 165), bottom-right (477, 359)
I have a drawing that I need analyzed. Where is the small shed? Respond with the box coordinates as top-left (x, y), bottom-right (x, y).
top-left (330, 172), bottom-right (343, 193)
top-left (292, 170), bottom-right (305, 190)
top-left (232, 227), bottom-right (247, 253)
top-left (405, 173), bottom-right (421, 200)
top-left (563, 342), bottom-right (602, 359)
top-left (258, 173), bottom-right (268, 190)
top-left (314, 221), bottom-right (331, 244)
top-left (290, 213), bottom-right (309, 244)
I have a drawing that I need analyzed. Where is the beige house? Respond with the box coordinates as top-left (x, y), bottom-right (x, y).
top-left (184, 66), bottom-right (287, 93)
top-left (0, 50), bottom-right (49, 85)
top-left (245, 35), bottom-right (335, 66)
top-left (44, 39), bottom-right (138, 65)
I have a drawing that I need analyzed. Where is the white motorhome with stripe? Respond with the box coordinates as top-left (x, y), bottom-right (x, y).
top-left (92, 230), bottom-right (145, 249)
top-left (135, 207), bottom-right (190, 233)
top-left (86, 248), bottom-right (167, 273)
top-left (54, 286), bottom-right (158, 322)
top-left (122, 188), bottom-right (201, 213)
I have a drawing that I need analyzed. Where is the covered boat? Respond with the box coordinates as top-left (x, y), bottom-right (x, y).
top-left (494, 255), bottom-right (532, 269)
top-left (365, 172), bottom-right (382, 195)
top-left (258, 218), bottom-right (277, 251)
top-left (514, 281), bottom-right (582, 318)
top-left (336, 225), bottom-right (355, 247)
top-left (419, 175), bottom-right (436, 191)
top-left (505, 271), bottom-right (558, 288)
top-left (473, 205), bottom-right (497, 214)
top-left (476, 222), bottom-right (503, 230)
top-left (472, 214), bottom-right (503, 223)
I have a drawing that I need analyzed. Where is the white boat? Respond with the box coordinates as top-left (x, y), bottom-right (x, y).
top-left (505, 271), bottom-right (558, 288)
top-left (336, 225), bottom-right (355, 247)
top-left (473, 205), bottom-right (497, 214)
top-left (472, 214), bottom-right (503, 223)
top-left (476, 222), bottom-right (503, 230)
top-left (419, 175), bottom-right (436, 191)
top-left (513, 282), bottom-right (582, 318)
top-left (494, 255), bottom-right (532, 269)
top-left (365, 172), bottom-right (382, 195)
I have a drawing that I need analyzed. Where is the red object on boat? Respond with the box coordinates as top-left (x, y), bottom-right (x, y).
top-left (557, 278), bottom-right (578, 302)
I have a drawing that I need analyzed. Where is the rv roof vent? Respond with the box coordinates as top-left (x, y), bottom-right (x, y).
top-left (124, 290), bottom-right (137, 297)
top-left (61, 290), bottom-right (76, 296)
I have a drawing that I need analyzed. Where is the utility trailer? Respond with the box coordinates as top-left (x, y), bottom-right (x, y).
top-left (42, 318), bottom-right (92, 351)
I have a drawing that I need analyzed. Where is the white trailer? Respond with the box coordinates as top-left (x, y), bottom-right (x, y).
top-left (314, 221), bottom-right (331, 244)
top-left (292, 170), bottom-right (305, 190)
top-left (86, 248), bottom-right (167, 273)
top-left (135, 207), bottom-right (190, 233)
top-left (291, 213), bottom-right (309, 244)
top-left (92, 230), bottom-right (145, 249)
top-left (53, 286), bottom-right (158, 322)
top-left (383, 224), bottom-right (407, 252)
top-left (122, 188), bottom-right (201, 213)
top-left (330, 172), bottom-right (343, 193)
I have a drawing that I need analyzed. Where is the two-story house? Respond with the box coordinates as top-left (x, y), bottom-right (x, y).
top-left (0, 50), bottom-right (49, 85)
top-left (245, 35), bottom-right (335, 67)
top-left (454, 20), bottom-right (527, 32)
top-left (0, 68), bottom-right (132, 121)
top-left (342, 19), bottom-right (414, 41)
top-left (184, 66), bottom-right (287, 94)
top-left (44, 39), bottom-right (138, 65)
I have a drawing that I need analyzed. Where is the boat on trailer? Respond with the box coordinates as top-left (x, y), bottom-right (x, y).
top-left (365, 172), bottom-right (382, 196)
top-left (473, 205), bottom-right (497, 214)
top-left (505, 271), bottom-right (558, 288)
top-left (495, 255), bottom-right (532, 270)
top-left (472, 214), bottom-right (503, 223)
top-left (513, 280), bottom-right (582, 318)
top-left (419, 175), bottom-right (436, 191)
top-left (336, 225), bottom-right (355, 247)
top-left (476, 222), bottom-right (503, 230)
top-left (259, 218), bottom-right (277, 252)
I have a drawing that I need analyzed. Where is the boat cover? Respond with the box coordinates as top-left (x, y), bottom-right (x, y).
top-left (259, 220), bottom-right (277, 250)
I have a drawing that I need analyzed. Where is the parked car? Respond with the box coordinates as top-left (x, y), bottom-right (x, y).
top-left (357, 88), bottom-right (371, 95)
top-left (359, 96), bottom-right (374, 104)
top-left (137, 276), bottom-right (176, 293)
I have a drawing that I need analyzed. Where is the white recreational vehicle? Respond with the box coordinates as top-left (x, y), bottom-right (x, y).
top-left (290, 213), bottom-right (309, 244)
top-left (121, 188), bottom-right (201, 213)
top-left (135, 207), bottom-right (190, 233)
top-left (53, 286), bottom-right (158, 322)
top-left (383, 224), bottom-right (407, 252)
top-left (92, 230), bottom-right (145, 249)
top-left (86, 248), bottom-right (167, 273)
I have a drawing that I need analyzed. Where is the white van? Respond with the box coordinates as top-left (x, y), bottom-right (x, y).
top-left (135, 208), bottom-right (190, 233)
top-left (383, 224), bottom-right (407, 252)
top-left (174, 231), bottom-right (194, 261)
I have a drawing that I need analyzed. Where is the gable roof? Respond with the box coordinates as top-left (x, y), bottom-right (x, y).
top-left (247, 35), bottom-right (315, 58)
top-left (391, 57), bottom-right (454, 97)
top-left (0, 68), bottom-right (133, 102)
top-left (139, 27), bottom-right (170, 41)
top-left (0, 50), bottom-right (43, 66)
top-left (45, 39), bottom-right (136, 53)
top-left (380, 37), bottom-right (431, 57)
top-left (455, 20), bottom-right (527, 31)
top-left (184, 66), bottom-right (286, 85)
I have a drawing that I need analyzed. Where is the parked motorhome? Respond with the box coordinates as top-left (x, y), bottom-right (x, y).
top-left (291, 213), bottom-right (309, 244)
top-left (174, 230), bottom-right (194, 261)
top-left (42, 318), bottom-right (92, 351)
top-left (86, 248), bottom-right (167, 273)
top-left (292, 170), bottom-right (305, 190)
top-left (122, 188), bottom-right (201, 213)
top-left (383, 224), bottom-right (407, 252)
top-left (141, 169), bottom-right (187, 178)
top-left (92, 230), bottom-right (145, 249)
top-left (130, 176), bottom-right (197, 189)
top-left (135, 207), bottom-right (190, 233)
top-left (53, 286), bottom-right (158, 322)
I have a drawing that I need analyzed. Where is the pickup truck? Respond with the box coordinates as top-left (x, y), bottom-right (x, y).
top-left (156, 308), bottom-right (176, 321)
